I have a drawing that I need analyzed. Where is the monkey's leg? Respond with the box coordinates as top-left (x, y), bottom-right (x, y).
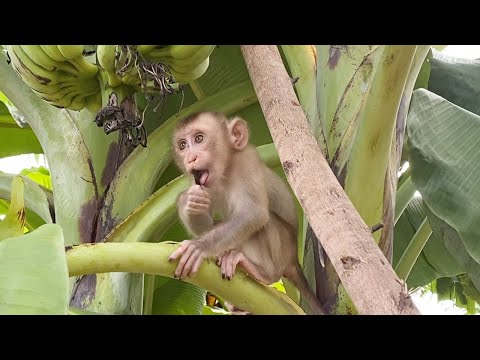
top-left (219, 250), bottom-right (273, 284)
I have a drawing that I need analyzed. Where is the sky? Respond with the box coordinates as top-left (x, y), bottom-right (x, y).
top-left (441, 45), bottom-right (480, 58)
top-left (1, 45), bottom-right (479, 315)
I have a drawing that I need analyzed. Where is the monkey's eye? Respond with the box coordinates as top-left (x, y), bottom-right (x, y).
top-left (195, 134), bottom-right (204, 143)
top-left (178, 140), bottom-right (187, 150)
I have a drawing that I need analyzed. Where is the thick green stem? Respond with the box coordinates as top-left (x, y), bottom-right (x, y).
top-left (240, 45), bottom-right (420, 314)
top-left (66, 242), bottom-right (305, 315)
top-left (281, 45), bottom-right (326, 153)
top-left (394, 176), bottom-right (417, 225)
top-left (379, 46), bottom-right (431, 254)
top-left (345, 46), bottom-right (417, 243)
top-left (0, 53), bottom-right (97, 247)
top-left (395, 217), bottom-right (433, 280)
top-left (143, 274), bottom-right (155, 315)
top-left (105, 176), bottom-right (188, 243)
top-left (68, 306), bottom-right (103, 315)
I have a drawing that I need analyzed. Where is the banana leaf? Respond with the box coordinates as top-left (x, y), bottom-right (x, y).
top-left (406, 88), bottom-right (480, 298)
top-left (0, 224), bottom-right (69, 314)
top-left (428, 50), bottom-right (480, 116)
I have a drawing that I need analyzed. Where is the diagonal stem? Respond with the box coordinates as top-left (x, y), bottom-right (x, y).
top-left (240, 45), bottom-right (420, 315)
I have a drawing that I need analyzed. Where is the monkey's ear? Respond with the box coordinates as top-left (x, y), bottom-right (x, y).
top-left (228, 117), bottom-right (249, 150)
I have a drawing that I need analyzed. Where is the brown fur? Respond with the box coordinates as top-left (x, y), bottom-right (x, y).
top-left (169, 111), bottom-right (325, 315)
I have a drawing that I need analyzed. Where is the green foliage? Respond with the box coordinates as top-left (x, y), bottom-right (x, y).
top-left (0, 224), bottom-right (69, 314)
top-left (3, 44), bottom-right (480, 315)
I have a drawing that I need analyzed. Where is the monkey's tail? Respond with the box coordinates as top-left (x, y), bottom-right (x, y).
top-left (285, 264), bottom-right (326, 315)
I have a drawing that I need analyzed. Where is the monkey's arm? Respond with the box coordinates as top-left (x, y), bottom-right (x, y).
top-left (200, 201), bottom-right (269, 256)
top-left (177, 191), bottom-right (213, 236)
top-left (170, 190), bottom-right (269, 280)
top-left (265, 168), bottom-right (298, 230)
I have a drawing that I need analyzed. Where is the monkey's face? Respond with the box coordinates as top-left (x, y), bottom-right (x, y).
top-left (173, 117), bottom-right (229, 187)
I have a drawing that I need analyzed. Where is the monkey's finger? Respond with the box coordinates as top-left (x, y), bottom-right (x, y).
top-left (186, 206), bottom-right (210, 216)
top-left (187, 194), bottom-right (210, 204)
top-left (216, 251), bottom-right (227, 266)
top-left (181, 249), bottom-right (201, 279)
top-left (217, 250), bottom-right (229, 265)
top-left (226, 252), bottom-right (236, 281)
top-left (231, 251), bottom-right (245, 278)
top-left (221, 253), bottom-right (229, 279)
top-left (191, 254), bottom-right (205, 276)
top-left (174, 246), bottom-right (194, 278)
top-left (175, 245), bottom-right (196, 279)
top-left (168, 240), bottom-right (193, 261)
top-left (188, 202), bottom-right (210, 210)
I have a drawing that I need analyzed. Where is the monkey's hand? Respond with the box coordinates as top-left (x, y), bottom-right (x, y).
top-left (178, 185), bottom-right (213, 236)
top-left (168, 240), bottom-right (208, 280)
top-left (183, 185), bottom-right (210, 216)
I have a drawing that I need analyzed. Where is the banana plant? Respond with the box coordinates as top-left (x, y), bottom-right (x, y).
top-left (391, 50), bottom-right (480, 313)
top-left (1, 45), bottom-right (478, 315)
top-left (0, 45), bottom-right (305, 315)
top-left (279, 45), bottom-right (431, 313)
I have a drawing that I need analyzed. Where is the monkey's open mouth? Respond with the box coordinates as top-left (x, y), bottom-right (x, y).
top-left (192, 170), bottom-right (209, 186)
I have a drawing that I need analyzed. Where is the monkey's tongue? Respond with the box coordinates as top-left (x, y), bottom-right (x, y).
top-left (199, 171), bottom-right (209, 186)
top-left (193, 170), bottom-right (209, 186)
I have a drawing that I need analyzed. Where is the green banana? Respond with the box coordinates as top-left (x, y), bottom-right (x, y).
top-left (31, 78), bottom-right (99, 103)
top-left (27, 76), bottom-right (98, 97)
top-left (149, 45), bottom-right (215, 70)
top-left (22, 45), bottom-right (83, 77)
top-left (8, 45), bottom-right (100, 111)
top-left (49, 80), bottom-right (99, 109)
top-left (8, 46), bottom-right (76, 96)
top-left (9, 46), bottom-right (96, 89)
top-left (0, 176), bottom-right (26, 242)
top-left (40, 45), bottom-right (67, 62)
top-left (33, 86), bottom-right (81, 108)
top-left (42, 46), bottom-right (94, 75)
top-left (96, 45), bottom-right (122, 87)
top-left (151, 45), bottom-right (210, 60)
top-left (69, 57), bottom-right (99, 78)
top-left (32, 85), bottom-right (85, 102)
top-left (43, 90), bottom-right (85, 109)
top-left (8, 45), bottom-right (69, 86)
top-left (20, 45), bottom-right (57, 71)
top-left (68, 93), bottom-right (87, 111)
top-left (55, 45), bottom-right (99, 79)
top-left (169, 56), bottom-right (210, 84)
top-left (85, 92), bottom-right (102, 112)
top-left (136, 45), bottom-right (157, 55)
top-left (57, 45), bottom-right (84, 60)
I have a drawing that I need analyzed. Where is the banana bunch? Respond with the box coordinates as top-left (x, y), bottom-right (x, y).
top-left (138, 45), bottom-right (215, 84)
top-left (6, 45), bottom-right (100, 111)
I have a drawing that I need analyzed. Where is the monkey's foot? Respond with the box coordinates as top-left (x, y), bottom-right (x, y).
top-left (219, 249), bottom-right (271, 284)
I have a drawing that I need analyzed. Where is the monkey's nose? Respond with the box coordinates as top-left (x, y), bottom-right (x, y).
top-left (187, 155), bottom-right (197, 163)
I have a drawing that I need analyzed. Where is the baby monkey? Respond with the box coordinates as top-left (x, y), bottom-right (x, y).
top-left (169, 111), bottom-right (325, 315)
